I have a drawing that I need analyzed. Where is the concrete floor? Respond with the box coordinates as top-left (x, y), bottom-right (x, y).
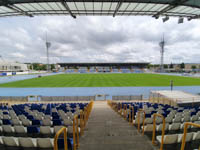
top-left (79, 101), bottom-right (157, 150)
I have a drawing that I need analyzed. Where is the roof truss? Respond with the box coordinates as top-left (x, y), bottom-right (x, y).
top-left (153, 0), bottom-right (189, 18)
top-left (0, 0), bottom-right (200, 18)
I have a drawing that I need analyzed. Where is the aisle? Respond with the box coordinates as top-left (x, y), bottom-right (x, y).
top-left (79, 101), bottom-right (157, 150)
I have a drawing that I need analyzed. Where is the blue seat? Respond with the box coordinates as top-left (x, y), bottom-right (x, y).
top-left (191, 112), bottom-right (197, 116)
top-left (3, 112), bottom-right (8, 115)
top-left (27, 115), bottom-right (34, 120)
top-left (53, 115), bottom-right (60, 120)
top-left (145, 114), bottom-right (151, 118)
top-left (52, 112), bottom-right (58, 117)
top-left (27, 126), bottom-right (40, 134)
top-left (53, 120), bottom-right (62, 126)
top-left (57, 138), bottom-right (73, 149)
top-left (2, 119), bottom-right (11, 125)
top-left (162, 113), bottom-right (168, 118)
top-left (32, 120), bottom-right (41, 126)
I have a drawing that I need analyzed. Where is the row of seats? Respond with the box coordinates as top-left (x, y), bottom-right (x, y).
top-left (156, 131), bottom-right (200, 144)
top-left (143, 121), bottom-right (200, 133)
top-left (0, 102), bottom-right (87, 150)
top-left (0, 136), bottom-right (55, 148)
top-left (134, 114), bottom-right (200, 125)
top-left (114, 102), bottom-right (200, 150)
top-left (0, 125), bottom-right (76, 136)
top-left (1, 118), bottom-right (73, 126)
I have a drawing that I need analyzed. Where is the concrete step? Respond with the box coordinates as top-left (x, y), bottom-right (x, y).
top-left (79, 101), bottom-right (157, 150)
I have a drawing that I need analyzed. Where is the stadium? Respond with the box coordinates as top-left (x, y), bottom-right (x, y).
top-left (0, 0), bottom-right (200, 150)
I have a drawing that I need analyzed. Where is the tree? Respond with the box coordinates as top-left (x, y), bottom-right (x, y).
top-left (180, 63), bottom-right (185, 69)
top-left (51, 64), bottom-right (55, 70)
top-left (32, 63), bottom-right (47, 71)
top-left (192, 65), bottom-right (196, 70)
top-left (147, 64), bottom-right (153, 69)
top-left (169, 63), bottom-right (173, 69)
top-left (164, 64), bottom-right (168, 69)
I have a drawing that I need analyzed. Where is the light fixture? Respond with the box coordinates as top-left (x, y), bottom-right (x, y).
top-left (187, 17), bottom-right (192, 21)
top-left (162, 16), bottom-right (169, 22)
top-left (153, 15), bottom-right (159, 19)
top-left (178, 17), bottom-right (184, 24)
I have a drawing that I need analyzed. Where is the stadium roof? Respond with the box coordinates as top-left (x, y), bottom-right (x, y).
top-left (1, 0), bottom-right (200, 19)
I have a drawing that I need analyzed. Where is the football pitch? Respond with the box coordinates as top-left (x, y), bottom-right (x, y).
top-left (1, 73), bottom-right (200, 87)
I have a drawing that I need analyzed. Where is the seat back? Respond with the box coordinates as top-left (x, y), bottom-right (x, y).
top-left (37, 138), bottom-right (54, 148)
top-left (2, 137), bottom-right (19, 146)
top-left (19, 137), bottom-right (36, 147)
top-left (164, 134), bottom-right (178, 144)
top-left (14, 125), bottom-right (27, 134)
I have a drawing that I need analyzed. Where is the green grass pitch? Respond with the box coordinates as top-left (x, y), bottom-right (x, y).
top-left (1, 73), bottom-right (200, 87)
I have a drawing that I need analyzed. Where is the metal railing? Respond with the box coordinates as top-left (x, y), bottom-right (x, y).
top-left (119, 103), bottom-right (122, 115)
top-left (80, 101), bottom-right (93, 136)
top-left (54, 127), bottom-right (68, 150)
top-left (128, 105), bottom-right (131, 123)
top-left (131, 106), bottom-right (135, 125)
top-left (137, 109), bottom-right (145, 134)
top-left (80, 110), bottom-right (84, 136)
top-left (54, 101), bottom-right (93, 150)
top-left (123, 104), bottom-right (127, 119)
top-left (180, 122), bottom-right (200, 150)
top-left (73, 115), bottom-right (79, 150)
top-left (152, 114), bottom-right (165, 150)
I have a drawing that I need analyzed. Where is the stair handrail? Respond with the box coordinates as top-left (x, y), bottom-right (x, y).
top-left (54, 127), bottom-right (68, 150)
top-left (152, 113), bottom-right (165, 150)
top-left (180, 122), bottom-right (200, 150)
top-left (137, 109), bottom-right (145, 134)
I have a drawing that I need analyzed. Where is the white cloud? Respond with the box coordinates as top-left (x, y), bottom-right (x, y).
top-left (0, 16), bottom-right (200, 64)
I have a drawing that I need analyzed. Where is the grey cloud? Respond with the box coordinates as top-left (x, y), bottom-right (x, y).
top-left (1, 16), bottom-right (200, 64)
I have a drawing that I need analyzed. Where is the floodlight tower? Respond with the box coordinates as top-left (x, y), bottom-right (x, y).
top-left (159, 35), bottom-right (165, 73)
top-left (45, 32), bottom-right (51, 72)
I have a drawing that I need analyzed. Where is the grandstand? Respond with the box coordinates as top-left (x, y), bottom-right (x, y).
top-left (109, 100), bottom-right (200, 150)
top-left (150, 90), bottom-right (200, 107)
top-left (1, 0), bottom-right (200, 149)
top-left (58, 62), bottom-right (148, 73)
top-left (0, 101), bottom-right (93, 150)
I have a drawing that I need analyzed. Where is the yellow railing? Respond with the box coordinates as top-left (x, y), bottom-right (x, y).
top-left (73, 115), bottom-right (79, 150)
top-left (131, 106), bottom-right (135, 125)
top-left (54, 127), bottom-right (68, 150)
top-left (123, 104), bottom-right (127, 119)
top-left (128, 105), bottom-right (131, 123)
top-left (81, 101), bottom-right (93, 135)
top-left (137, 109), bottom-right (145, 134)
top-left (180, 122), bottom-right (200, 150)
top-left (80, 110), bottom-right (84, 136)
top-left (152, 114), bottom-right (165, 150)
top-left (54, 101), bottom-right (93, 150)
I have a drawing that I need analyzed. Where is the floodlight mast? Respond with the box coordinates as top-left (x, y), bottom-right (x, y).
top-left (45, 32), bottom-right (51, 72)
top-left (159, 34), bottom-right (165, 73)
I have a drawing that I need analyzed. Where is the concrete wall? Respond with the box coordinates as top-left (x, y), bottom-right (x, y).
top-left (112, 95), bottom-right (143, 100)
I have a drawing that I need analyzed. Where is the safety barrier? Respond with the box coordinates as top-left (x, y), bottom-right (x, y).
top-left (80, 110), bottom-right (84, 136)
top-left (152, 114), bottom-right (165, 150)
top-left (54, 101), bottom-right (93, 150)
top-left (128, 105), bottom-right (131, 123)
top-left (180, 122), bottom-right (200, 150)
top-left (123, 104), bottom-right (127, 119)
top-left (119, 103), bottom-right (122, 115)
top-left (137, 109), bottom-right (145, 134)
top-left (73, 115), bottom-right (79, 150)
top-left (82, 101), bottom-right (93, 131)
top-left (131, 106), bottom-right (135, 125)
top-left (74, 101), bottom-right (93, 149)
top-left (54, 127), bottom-right (68, 150)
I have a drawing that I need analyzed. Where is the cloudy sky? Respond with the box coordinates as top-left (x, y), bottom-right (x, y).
top-left (0, 15), bottom-right (200, 64)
